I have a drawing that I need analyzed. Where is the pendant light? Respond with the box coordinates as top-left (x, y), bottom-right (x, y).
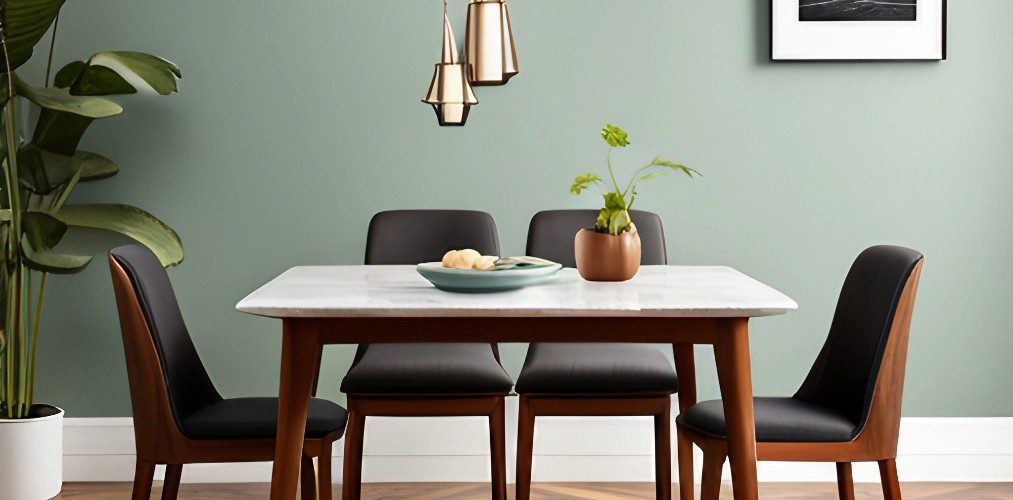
top-left (464, 0), bottom-right (519, 86)
top-left (423, 1), bottom-right (478, 126)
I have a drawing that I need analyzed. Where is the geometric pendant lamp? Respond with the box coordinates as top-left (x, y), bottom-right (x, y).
top-left (423, 1), bottom-right (479, 126)
top-left (465, 0), bottom-right (519, 86)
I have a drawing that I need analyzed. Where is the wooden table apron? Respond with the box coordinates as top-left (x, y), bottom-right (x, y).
top-left (268, 315), bottom-right (760, 500)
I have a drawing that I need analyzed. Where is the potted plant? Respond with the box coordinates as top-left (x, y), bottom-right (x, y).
top-left (0, 2), bottom-right (184, 497)
top-left (569, 124), bottom-right (699, 281)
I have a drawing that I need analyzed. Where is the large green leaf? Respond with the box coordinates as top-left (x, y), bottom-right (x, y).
top-left (647, 156), bottom-right (701, 178)
top-left (602, 191), bottom-right (627, 211)
top-left (31, 110), bottom-right (94, 156)
top-left (13, 76), bottom-right (120, 155)
top-left (57, 51), bottom-right (182, 96)
top-left (23, 210), bottom-right (66, 251)
top-left (14, 78), bottom-right (122, 118)
top-left (607, 209), bottom-right (632, 236)
top-left (601, 124), bottom-right (630, 148)
top-left (20, 235), bottom-right (91, 274)
top-left (19, 144), bottom-right (76, 194)
top-left (18, 144), bottom-right (119, 194)
top-left (53, 204), bottom-right (184, 266)
top-left (67, 65), bottom-right (136, 95)
top-left (76, 152), bottom-right (119, 181)
top-left (53, 60), bottom-right (85, 88)
top-left (1, 0), bottom-right (66, 71)
top-left (569, 172), bottom-right (602, 195)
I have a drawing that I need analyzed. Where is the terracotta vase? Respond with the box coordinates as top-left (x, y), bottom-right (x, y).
top-left (573, 227), bottom-right (642, 281)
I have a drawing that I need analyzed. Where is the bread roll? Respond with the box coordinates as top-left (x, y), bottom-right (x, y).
top-left (474, 255), bottom-right (498, 270)
top-left (457, 249), bottom-right (481, 269)
top-left (442, 250), bottom-right (461, 268)
top-left (442, 249), bottom-right (498, 270)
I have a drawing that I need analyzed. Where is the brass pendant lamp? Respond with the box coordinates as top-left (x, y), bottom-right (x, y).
top-left (465, 0), bottom-right (519, 86)
top-left (423, 1), bottom-right (478, 126)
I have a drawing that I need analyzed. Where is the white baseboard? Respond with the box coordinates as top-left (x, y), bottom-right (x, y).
top-left (63, 398), bottom-right (1013, 484)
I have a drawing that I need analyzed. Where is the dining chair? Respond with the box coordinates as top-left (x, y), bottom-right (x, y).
top-left (108, 245), bottom-right (348, 500)
top-left (338, 210), bottom-right (514, 500)
top-left (676, 245), bottom-right (924, 500)
top-left (514, 209), bottom-right (684, 500)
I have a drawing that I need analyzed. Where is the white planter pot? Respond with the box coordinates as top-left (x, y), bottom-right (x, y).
top-left (0, 406), bottom-right (63, 500)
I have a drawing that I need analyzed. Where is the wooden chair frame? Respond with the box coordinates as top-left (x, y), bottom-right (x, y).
top-left (341, 395), bottom-right (507, 500)
top-left (675, 260), bottom-right (923, 500)
top-left (110, 255), bottom-right (341, 500)
top-left (514, 344), bottom-right (696, 500)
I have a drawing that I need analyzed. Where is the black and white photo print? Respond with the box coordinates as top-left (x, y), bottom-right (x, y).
top-left (772, 0), bottom-right (945, 60)
top-left (799, 0), bottom-right (917, 22)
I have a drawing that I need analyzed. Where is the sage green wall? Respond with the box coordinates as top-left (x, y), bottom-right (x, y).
top-left (27, 1), bottom-right (1012, 417)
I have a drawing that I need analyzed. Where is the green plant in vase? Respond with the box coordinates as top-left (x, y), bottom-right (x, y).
top-left (570, 124), bottom-right (700, 235)
top-left (568, 124), bottom-right (699, 281)
top-left (0, 0), bottom-right (184, 422)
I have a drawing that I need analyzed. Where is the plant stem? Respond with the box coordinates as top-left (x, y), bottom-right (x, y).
top-left (16, 266), bottom-right (26, 415)
top-left (25, 271), bottom-right (45, 405)
top-left (3, 270), bottom-right (12, 417)
top-left (1, 32), bottom-right (22, 243)
top-left (44, 15), bottom-right (59, 87)
top-left (4, 291), bottom-right (11, 416)
top-left (605, 147), bottom-right (622, 195)
top-left (621, 162), bottom-right (658, 198)
top-left (1, 23), bottom-right (27, 418)
top-left (52, 165), bottom-right (82, 211)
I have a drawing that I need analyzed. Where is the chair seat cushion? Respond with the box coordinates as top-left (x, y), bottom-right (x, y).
top-left (514, 343), bottom-right (679, 396)
top-left (678, 397), bottom-right (858, 442)
top-left (340, 343), bottom-right (513, 396)
top-left (183, 397), bottom-right (347, 439)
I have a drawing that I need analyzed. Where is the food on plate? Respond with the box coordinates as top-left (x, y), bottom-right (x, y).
top-left (441, 249), bottom-right (499, 270)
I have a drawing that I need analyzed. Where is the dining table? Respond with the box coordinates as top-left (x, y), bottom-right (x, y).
top-left (236, 264), bottom-right (798, 500)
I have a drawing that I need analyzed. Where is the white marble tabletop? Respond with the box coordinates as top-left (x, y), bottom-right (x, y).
top-left (236, 265), bottom-right (797, 319)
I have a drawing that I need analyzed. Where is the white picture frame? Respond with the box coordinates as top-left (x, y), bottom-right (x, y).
top-left (772, 0), bottom-right (946, 61)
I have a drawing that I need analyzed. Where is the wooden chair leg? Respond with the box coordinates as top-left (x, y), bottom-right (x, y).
top-left (161, 463), bottom-right (183, 500)
top-left (700, 452), bottom-right (725, 500)
top-left (836, 462), bottom-right (855, 500)
top-left (879, 458), bottom-right (902, 500)
top-left (318, 439), bottom-right (333, 500)
top-left (515, 395), bottom-right (536, 500)
top-left (489, 397), bottom-right (507, 500)
top-left (300, 454), bottom-right (317, 500)
top-left (341, 408), bottom-right (366, 500)
top-left (676, 426), bottom-right (694, 500)
top-left (131, 459), bottom-right (156, 500)
top-left (655, 397), bottom-right (673, 500)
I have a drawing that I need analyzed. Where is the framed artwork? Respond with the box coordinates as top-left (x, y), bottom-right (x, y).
top-left (771, 0), bottom-right (946, 61)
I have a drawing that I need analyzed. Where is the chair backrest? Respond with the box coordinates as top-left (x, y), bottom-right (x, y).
top-left (108, 245), bottom-right (221, 450)
top-left (526, 209), bottom-right (667, 267)
top-left (794, 245), bottom-right (924, 442)
top-left (365, 210), bottom-right (500, 265)
top-left (358, 210), bottom-right (502, 363)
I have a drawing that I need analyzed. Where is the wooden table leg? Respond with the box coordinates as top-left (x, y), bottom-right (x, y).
top-left (674, 344), bottom-right (697, 412)
top-left (270, 321), bottom-right (321, 500)
top-left (713, 318), bottom-right (758, 500)
top-left (673, 343), bottom-right (697, 500)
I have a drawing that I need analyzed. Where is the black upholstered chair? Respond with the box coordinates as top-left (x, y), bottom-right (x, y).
top-left (108, 245), bottom-right (347, 500)
top-left (514, 209), bottom-right (680, 500)
top-left (339, 210), bottom-right (513, 500)
top-left (677, 246), bottom-right (924, 500)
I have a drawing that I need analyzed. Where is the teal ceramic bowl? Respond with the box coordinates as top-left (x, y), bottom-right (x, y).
top-left (416, 262), bottom-right (563, 293)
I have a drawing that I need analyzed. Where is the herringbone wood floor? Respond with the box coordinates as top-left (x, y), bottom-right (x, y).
top-left (58, 482), bottom-right (1013, 499)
